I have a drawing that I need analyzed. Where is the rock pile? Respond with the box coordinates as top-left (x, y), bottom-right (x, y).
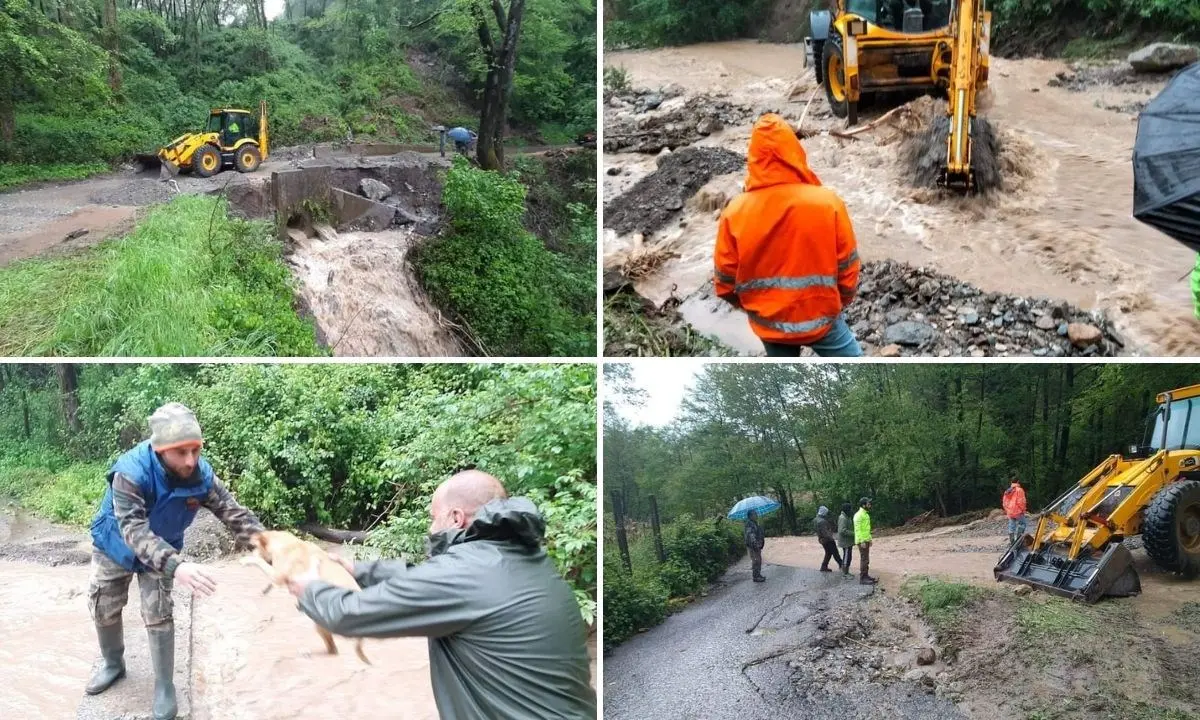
top-left (604, 87), bottom-right (754, 153)
top-left (604, 146), bottom-right (745, 236)
top-left (844, 260), bottom-right (1122, 357)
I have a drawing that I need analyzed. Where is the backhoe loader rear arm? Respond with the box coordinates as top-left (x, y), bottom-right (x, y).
top-left (941, 0), bottom-right (990, 189)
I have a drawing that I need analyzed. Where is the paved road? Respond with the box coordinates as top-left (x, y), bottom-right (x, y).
top-left (603, 556), bottom-right (966, 720)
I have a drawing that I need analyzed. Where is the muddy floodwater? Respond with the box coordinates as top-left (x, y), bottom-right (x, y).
top-left (604, 41), bottom-right (1199, 355)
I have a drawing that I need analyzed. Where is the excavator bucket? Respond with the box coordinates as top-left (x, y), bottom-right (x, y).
top-left (994, 539), bottom-right (1141, 603)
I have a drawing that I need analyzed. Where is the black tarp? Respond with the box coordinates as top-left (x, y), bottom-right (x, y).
top-left (1133, 62), bottom-right (1200, 253)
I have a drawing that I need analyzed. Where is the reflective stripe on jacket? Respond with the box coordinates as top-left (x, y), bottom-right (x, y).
top-left (715, 113), bottom-right (860, 344)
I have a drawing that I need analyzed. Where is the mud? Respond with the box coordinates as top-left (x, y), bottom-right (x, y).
top-left (604, 42), bottom-right (1197, 356)
top-left (766, 521), bottom-right (1200, 719)
top-left (605, 91), bottom-right (756, 154)
top-left (604, 147), bottom-right (745, 236)
top-left (286, 226), bottom-right (465, 357)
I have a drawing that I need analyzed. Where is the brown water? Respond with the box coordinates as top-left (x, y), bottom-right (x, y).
top-left (605, 41), bottom-right (1200, 355)
top-left (287, 227), bottom-right (466, 357)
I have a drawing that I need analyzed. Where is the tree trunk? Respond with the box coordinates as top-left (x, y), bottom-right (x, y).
top-left (57, 363), bottom-right (82, 435)
top-left (473, 0), bottom-right (526, 170)
top-left (649, 495), bottom-right (665, 563)
top-left (611, 490), bottom-right (632, 572)
top-left (1055, 365), bottom-right (1075, 480)
top-left (103, 0), bottom-right (122, 94)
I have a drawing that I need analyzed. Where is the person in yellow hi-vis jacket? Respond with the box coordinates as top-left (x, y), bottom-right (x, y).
top-left (853, 497), bottom-right (878, 586)
top-left (1192, 255), bottom-right (1200, 319)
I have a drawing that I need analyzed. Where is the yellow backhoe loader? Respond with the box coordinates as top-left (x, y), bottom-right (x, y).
top-left (805, 0), bottom-right (992, 190)
top-left (995, 383), bottom-right (1200, 602)
top-left (155, 100), bottom-right (269, 179)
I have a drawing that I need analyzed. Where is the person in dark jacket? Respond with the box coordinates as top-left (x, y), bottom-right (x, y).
top-left (836, 502), bottom-right (855, 576)
top-left (744, 509), bottom-right (766, 582)
top-left (85, 403), bottom-right (264, 720)
top-left (814, 505), bottom-right (842, 572)
top-left (288, 470), bottom-right (596, 720)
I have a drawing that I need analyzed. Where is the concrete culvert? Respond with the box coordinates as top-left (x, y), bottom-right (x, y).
top-left (901, 110), bottom-right (1003, 194)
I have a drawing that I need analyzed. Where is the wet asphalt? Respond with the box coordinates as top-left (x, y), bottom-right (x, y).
top-left (603, 557), bottom-right (967, 720)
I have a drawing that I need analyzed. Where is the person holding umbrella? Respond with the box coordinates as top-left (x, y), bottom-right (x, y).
top-left (745, 510), bottom-right (766, 582)
top-left (728, 496), bottom-right (778, 583)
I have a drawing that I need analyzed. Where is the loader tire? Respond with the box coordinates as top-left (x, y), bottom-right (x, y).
top-left (822, 36), bottom-right (849, 120)
top-left (1144, 480), bottom-right (1200, 576)
top-left (193, 145), bottom-right (222, 178)
top-left (812, 40), bottom-right (825, 85)
top-left (235, 146), bottom-right (261, 173)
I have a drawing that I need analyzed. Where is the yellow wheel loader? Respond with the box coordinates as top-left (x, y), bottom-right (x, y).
top-left (805, 0), bottom-right (992, 190)
top-left (156, 101), bottom-right (269, 179)
top-left (995, 384), bottom-right (1200, 603)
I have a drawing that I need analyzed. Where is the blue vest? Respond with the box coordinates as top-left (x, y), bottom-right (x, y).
top-left (90, 441), bottom-right (214, 572)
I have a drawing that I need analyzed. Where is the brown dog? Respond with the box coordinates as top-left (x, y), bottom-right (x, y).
top-left (242, 530), bottom-right (369, 664)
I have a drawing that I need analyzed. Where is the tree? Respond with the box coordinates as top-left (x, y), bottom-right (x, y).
top-left (57, 363), bottom-right (82, 434)
top-left (102, 0), bottom-right (120, 93)
top-left (470, 0), bottom-right (526, 169)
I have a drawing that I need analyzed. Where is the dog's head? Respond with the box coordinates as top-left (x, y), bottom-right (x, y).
top-left (249, 531), bottom-right (274, 562)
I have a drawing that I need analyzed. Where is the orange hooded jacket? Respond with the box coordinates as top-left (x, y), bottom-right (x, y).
top-left (1003, 483), bottom-right (1027, 519)
top-left (714, 114), bottom-right (860, 344)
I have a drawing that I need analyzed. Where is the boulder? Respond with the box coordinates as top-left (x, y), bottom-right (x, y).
top-left (879, 344), bottom-right (903, 357)
top-left (1128, 43), bottom-right (1199, 73)
top-left (359, 178), bottom-right (392, 201)
top-left (916, 647), bottom-right (937, 666)
top-left (1067, 323), bottom-right (1103, 348)
top-left (883, 321), bottom-right (937, 347)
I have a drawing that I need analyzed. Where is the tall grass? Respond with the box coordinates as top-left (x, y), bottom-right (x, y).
top-left (0, 442), bottom-right (108, 526)
top-left (0, 195), bottom-right (323, 357)
top-left (0, 163), bottom-right (110, 190)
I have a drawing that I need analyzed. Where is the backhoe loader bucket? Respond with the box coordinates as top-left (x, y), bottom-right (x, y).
top-left (994, 540), bottom-right (1141, 603)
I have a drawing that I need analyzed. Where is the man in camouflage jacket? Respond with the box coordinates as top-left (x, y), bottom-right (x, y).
top-left (85, 403), bottom-right (264, 720)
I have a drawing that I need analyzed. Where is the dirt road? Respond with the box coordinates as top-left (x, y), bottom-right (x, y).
top-left (604, 41), bottom-right (1198, 356)
top-left (0, 506), bottom-right (596, 719)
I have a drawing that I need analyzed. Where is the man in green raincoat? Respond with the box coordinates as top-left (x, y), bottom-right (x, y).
top-left (287, 470), bottom-right (595, 720)
top-left (1191, 255), bottom-right (1200, 320)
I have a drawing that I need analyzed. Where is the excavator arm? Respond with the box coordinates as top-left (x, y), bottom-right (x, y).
top-left (939, 0), bottom-right (991, 190)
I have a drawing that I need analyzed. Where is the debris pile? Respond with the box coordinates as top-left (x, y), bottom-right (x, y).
top-left (604, 146), bottom-right (744, 235)
top-left (605, 88), bottom-right (754, 153)
top-left (845, 260), bottom-right (1122, 357)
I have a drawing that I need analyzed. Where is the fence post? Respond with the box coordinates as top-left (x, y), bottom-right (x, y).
top-left (649, 494), bottom-right (665, 563)
top-left (611, 489), bottom-right (632, 572)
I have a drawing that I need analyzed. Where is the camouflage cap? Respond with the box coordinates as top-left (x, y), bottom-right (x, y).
top-left (149, 403), bottom-right (203, 451)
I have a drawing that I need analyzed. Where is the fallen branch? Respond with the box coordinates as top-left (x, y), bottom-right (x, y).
top-left (299, 523), bottom-right (370, 544)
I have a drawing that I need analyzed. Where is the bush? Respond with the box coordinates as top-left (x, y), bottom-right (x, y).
top-left (603, 567), bottom-right (669, 649)
top-left (657, 560), bottom-right (705, 597)
top-left (414, 157), bottom-right (594, 356)
top-left (664, 516), bottom-right (744, 581)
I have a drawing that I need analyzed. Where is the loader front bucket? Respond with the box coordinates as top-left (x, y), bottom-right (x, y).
top-left (994, 540), bottom-right (1141, 603)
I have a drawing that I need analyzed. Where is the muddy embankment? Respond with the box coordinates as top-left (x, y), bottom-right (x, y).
top-left (602, 41), bottom-right (1200, 357)
top-left (764, 517), bottom-right (1200, 719)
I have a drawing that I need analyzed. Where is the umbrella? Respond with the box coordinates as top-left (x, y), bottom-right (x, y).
top-left (1133, 62), bottom-right (1200, 252)
top-left (728, 496), bottom-right (781, 521)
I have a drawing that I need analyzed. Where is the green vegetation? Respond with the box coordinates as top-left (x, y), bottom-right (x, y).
top-left (0, 195), bottom-right (321, 357)
top-left (2, 0), bottom-right (595, 170)
top-left (605, 363), bottom-right (1200, 531)
top-left (0, 162), bottom-right (109, 189)
top-left (603, 292), bottom-right (730, 357)
top-left (604, 0), bottom-right (1200, 53)
top-left (900, 576), bottom-right (980, 629)
top-left (415, 156), bottom-right (595, 356)
top-left (0, 363), bottom-right (597, 622)
top-left (603, 514), bottom-right (744, 649)
top-left (1015, 597), bottom-right (1101, 638)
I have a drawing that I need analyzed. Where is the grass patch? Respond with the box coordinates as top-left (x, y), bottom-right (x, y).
top-left (604, 292), bottom-right (735, 356)
top-left (1015, 597), bottom-right (1101, 639)
top-left (1060, 35), bottom-right (1136, 60)
top-left (0, 444), bottom-right (107, 526)
top-left (0, 162), bottom-right (110, 190)
top-left (0, 194), bottom-right (324, 357)
top-left (900, 576), bottom-right (980, 629)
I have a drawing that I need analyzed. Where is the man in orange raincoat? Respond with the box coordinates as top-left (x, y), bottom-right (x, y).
top-left (1002, 478), bottom-right (1028, 546)
top-left (714, 113), bottom-right (863, 356)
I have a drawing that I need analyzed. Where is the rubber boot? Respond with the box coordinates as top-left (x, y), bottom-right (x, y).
top-left (147, 627), bottom-right (177, 720)
top-left (85, 620), bottom-right (126, 694)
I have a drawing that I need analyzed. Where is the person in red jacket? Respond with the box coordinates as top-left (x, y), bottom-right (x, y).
top-left (714, 113), bottom-right (863, 357)
top-left (1002, 478), bottom-right (1028, 546)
